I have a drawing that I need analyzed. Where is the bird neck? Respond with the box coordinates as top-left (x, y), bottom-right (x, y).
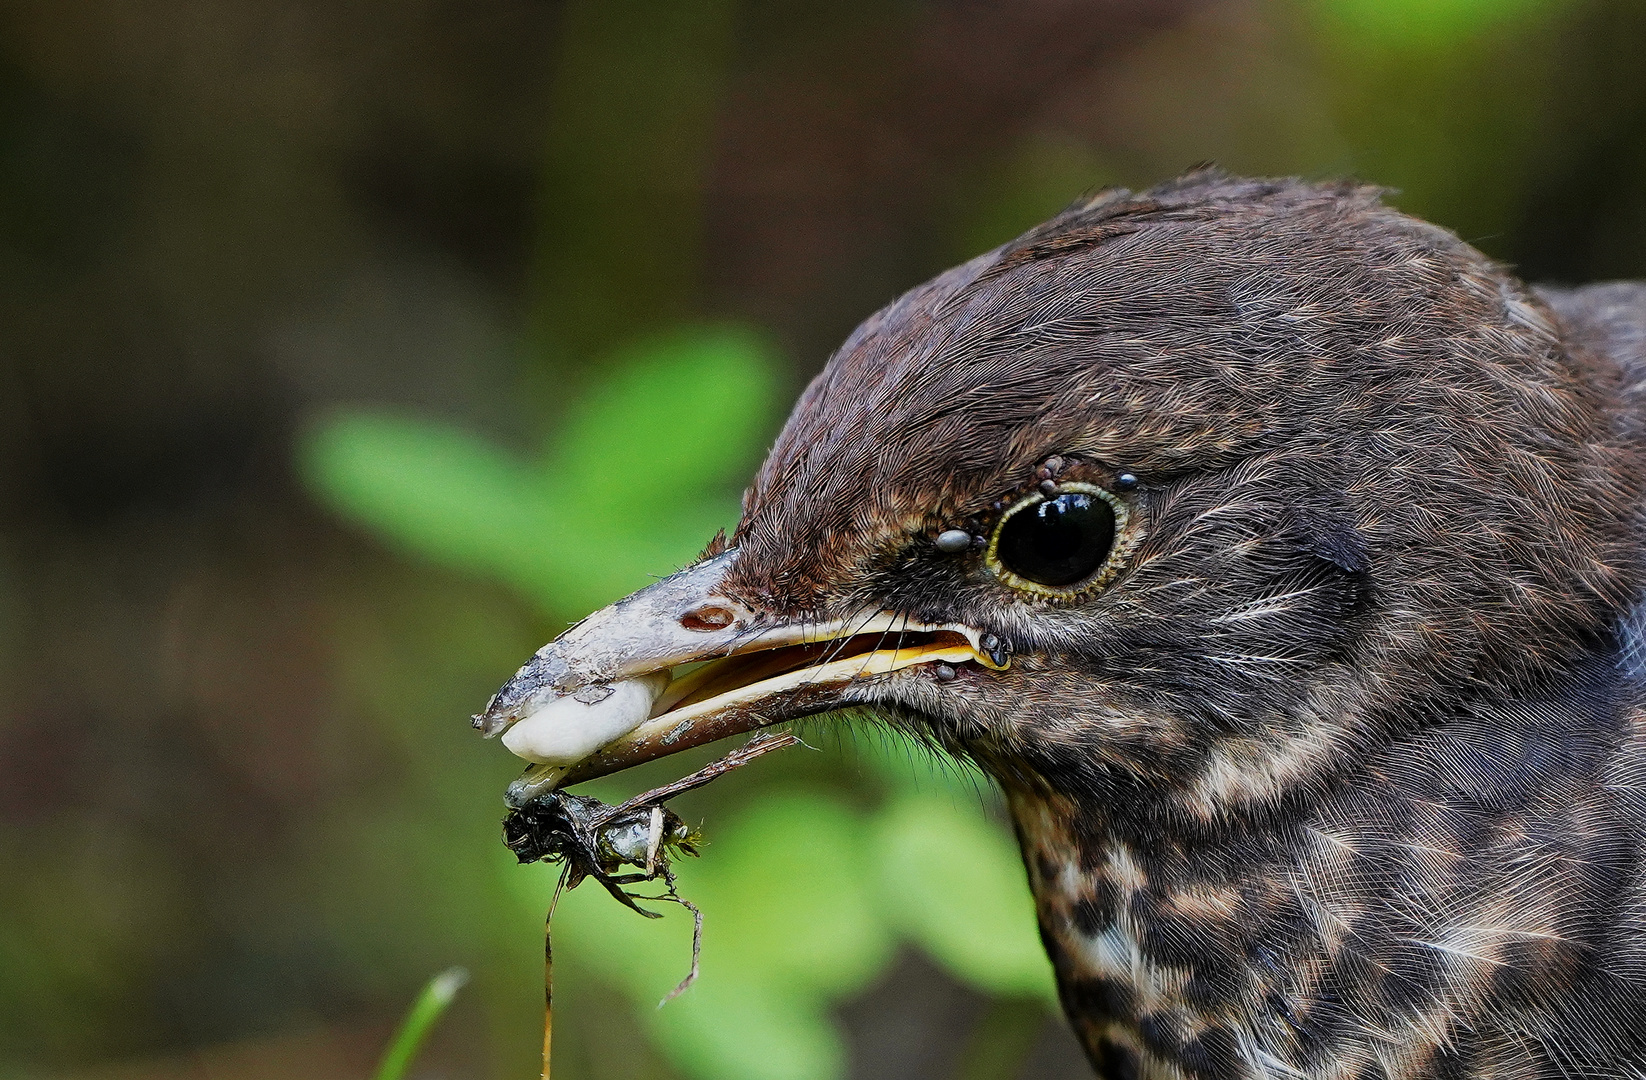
top-left (1006, 645), bottom-right (1640, 1079)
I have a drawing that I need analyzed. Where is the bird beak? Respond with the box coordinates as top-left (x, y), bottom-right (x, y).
top-left (474, 549), bottom-right (1000, 803)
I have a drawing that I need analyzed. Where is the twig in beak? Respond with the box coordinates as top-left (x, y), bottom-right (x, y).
top-left (598, 730), bottom-right (802, 818)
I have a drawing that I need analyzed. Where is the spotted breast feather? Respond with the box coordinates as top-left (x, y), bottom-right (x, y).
top-left (478, 172), bottom-right (1646, 1078)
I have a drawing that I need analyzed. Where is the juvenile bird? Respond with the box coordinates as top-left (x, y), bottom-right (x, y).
top-left (477, 171), bottom-right (1646, 1078)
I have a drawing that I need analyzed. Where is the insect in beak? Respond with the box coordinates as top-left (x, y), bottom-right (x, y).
top-left (473, 548), bottom-right (1003, 802)
top-left (504, 731), bottom-right (800, 1012)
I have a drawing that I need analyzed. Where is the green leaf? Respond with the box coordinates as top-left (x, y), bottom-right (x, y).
top-left (503, 792), bottom-right (892, 1080)
top-left (870, 795), bottom-right (1056, 1001)
top-left (300, 412), bottom-right (556, 582)
top-left (554, 326), bottom-right (780, 504)
top-left (549, 867), bottom-right (703, 1002)
top-left (651, 976), bottom-right (842, 1080)
top-left (688, 790), bottom-right (892, 997)
top-left (371, 967), bottom-right (469, 1080)
top-left (299, 324), bottom-right (780, 615)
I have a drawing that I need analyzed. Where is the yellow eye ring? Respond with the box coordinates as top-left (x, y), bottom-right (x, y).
top-left (985, 482), bottom-right (1138, 599)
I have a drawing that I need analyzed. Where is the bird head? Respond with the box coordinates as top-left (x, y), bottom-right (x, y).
top-left (476, 170), bottom-right (1641, 833)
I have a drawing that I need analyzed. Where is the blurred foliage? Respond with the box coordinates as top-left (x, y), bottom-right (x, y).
top-left (371, 968), bottom-right (468, 1080)
top-left (301, 327), bottom-right (777, 615)
top-left (306, 324), bottom-right (1054, 1080)
top-left (297, 1), bottom-right (1598, 1068)
top-left (1314, 0), bottom-right (1562, 47)
top-left (872, 795), bottom-right (1053, 1002)
top-left (530, 0), bottom-right (739, 364)
top-left (6, 0), bottom-right (1646, 1076)
top-left (942, 138), bottom-right (1119, 267)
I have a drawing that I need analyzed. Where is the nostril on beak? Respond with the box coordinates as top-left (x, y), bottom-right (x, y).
top-left (680, 605), bottom-right (737, 632)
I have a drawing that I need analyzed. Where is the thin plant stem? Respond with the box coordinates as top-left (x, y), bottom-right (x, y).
top-left (371, 967), bottom-right (469, 1080)
top-left (542, 929), bottom-right (553, 1080)
top-left (543, 866), bottom-right (570, 1080)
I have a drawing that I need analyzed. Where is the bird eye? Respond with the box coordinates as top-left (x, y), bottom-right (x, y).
top-left (989, 484), bottom-right (1123, 593)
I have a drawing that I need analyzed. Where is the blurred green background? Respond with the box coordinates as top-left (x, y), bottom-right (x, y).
top-left (3, 0), bottom-right (1646, 1077)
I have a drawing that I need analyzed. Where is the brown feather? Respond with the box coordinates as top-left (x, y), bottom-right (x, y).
top-left (717, 171), bottom-right (1646, 1078)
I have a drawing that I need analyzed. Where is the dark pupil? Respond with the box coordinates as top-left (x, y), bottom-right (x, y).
top-left (996, 492), bottom-right (1115, 588)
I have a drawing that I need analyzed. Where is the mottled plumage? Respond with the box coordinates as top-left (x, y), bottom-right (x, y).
top-left (732, 172), bottom-right (1646, 1077)
top-left (483, 170), bottom-right (1646, 1077)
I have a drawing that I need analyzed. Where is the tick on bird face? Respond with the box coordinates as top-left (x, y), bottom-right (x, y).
top-left (475, 169), bottom-right (1646, 1078)
top-left (472, 456), bottom-right (1150, 798)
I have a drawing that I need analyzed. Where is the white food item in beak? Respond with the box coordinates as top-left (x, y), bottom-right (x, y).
top-left (500, 671), bottom-right (671, 765)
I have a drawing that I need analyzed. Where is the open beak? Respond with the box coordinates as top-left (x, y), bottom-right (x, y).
top-left (473, 549), bottom-right (1002, 803)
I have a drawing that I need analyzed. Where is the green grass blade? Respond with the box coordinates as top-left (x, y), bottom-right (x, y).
top-left (371, 967), bottom-right (470, 1080)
